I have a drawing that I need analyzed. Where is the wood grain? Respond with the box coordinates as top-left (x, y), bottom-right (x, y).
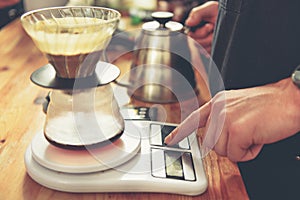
top-left (0, 19), bottom-right (249, 200)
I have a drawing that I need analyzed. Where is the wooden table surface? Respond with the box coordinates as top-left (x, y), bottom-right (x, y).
top-left (0, 19), bottom-right (249, 200)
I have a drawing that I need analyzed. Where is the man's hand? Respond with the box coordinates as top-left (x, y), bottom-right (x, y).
top-left (185, 1), bottom-right (219, 54)
top-left (165, 78), bottom-right (300, 162)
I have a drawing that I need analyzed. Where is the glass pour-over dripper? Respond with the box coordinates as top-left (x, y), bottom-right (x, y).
top-left (21, 6), bottom-right (120, 78)
top-left (21, 7), bottom-right (124, 149)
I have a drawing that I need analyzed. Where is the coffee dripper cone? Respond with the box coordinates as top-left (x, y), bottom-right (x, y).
top-left (21, 6), bottom-right (124, 149)
top-left (21, 6), bottom-right (120, 78)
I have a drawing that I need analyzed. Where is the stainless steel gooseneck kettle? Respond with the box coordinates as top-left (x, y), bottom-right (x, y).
top-left (128, 12), bottom-right (197, 103)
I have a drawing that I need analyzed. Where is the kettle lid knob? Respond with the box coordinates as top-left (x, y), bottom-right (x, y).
top-left (151, 12), bottom-right (174, 27)
top-left (142, 11), bottom-right (182, 33)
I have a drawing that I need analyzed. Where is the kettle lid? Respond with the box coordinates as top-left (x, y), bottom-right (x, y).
top-left (142, 12), bottom-right (183, 35)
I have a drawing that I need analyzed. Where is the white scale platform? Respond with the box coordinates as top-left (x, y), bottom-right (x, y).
top-left (24, 120), bottom-right (207, 196)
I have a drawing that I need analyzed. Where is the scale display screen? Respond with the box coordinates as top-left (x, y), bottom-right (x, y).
top-left (165, 150), bottom-right (183, 179)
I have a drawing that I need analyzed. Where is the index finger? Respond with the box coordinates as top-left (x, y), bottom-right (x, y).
top-left (186, 6), bottom-right (207, 27)
top-left (185, 2), bottom-right (218, 27)
top-left (164, 101), bottom-right (212, 146)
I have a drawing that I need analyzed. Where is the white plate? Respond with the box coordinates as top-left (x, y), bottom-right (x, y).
top-left (31, 121), bottom-right (141, 173)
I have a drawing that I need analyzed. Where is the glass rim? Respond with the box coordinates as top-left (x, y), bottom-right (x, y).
top-left (21, 6), bottom-right (121, 26)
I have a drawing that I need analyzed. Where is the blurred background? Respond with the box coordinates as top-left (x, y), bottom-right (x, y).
top-left (0, 0), bottom-right (209, 29)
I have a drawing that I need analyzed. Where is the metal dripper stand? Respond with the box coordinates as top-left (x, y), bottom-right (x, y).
top-left (21, 6), bottom-right (124, 149)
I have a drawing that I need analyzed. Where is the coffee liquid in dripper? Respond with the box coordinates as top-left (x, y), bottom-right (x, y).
top-left (30, 17), bottom-right (113, 78)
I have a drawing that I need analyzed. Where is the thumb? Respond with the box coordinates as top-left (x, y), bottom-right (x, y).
top-left (228, 144), bottom-right (263, 162)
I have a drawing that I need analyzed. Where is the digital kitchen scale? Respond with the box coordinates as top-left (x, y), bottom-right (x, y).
top-left (24, 120), bottom-right (207, 196)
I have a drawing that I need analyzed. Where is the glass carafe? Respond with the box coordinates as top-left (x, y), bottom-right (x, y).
top-left (45, 86), bottom-right (124, 149)
top-left (21, 6), bottom-right (123, 149)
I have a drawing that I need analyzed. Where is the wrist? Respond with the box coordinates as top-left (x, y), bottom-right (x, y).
top-left (276, 77), bottom-right (300, 132)
top-left (291, 65), bottom-right (300, 109)
top-left (291, 79), bottom-right (300, 111)
top-left (289, 77), bottom-right (300, 132)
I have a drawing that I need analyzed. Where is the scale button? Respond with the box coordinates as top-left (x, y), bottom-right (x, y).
top-left (150, 124), bottom-right (163, 145)
top-left (178, 138), bottom-right (190, 149)
top-left (182, 152), bottom-right (196, 181)
top-left (151, 148), bottom-right (166, 178)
